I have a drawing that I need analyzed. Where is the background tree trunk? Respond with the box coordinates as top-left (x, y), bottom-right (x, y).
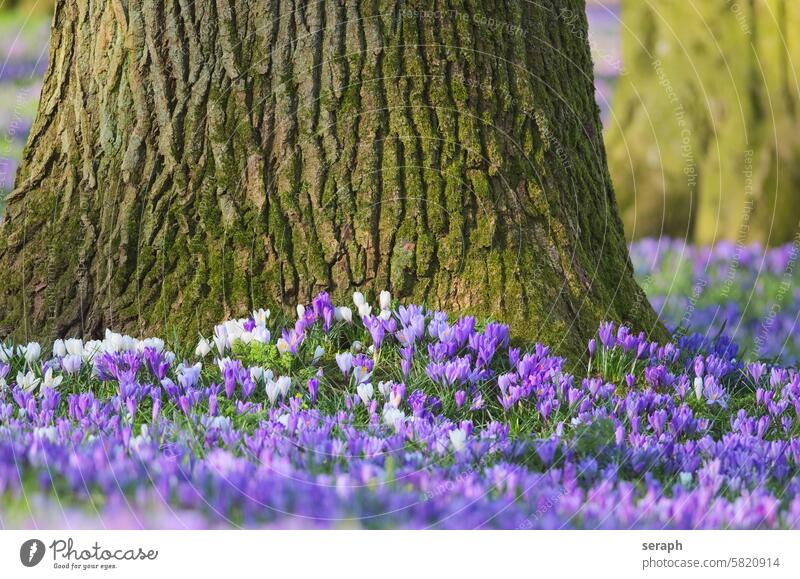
top-left (0, 0), bottom-right (664, 361)
top-left (606, 0), bottom-right (800, 246)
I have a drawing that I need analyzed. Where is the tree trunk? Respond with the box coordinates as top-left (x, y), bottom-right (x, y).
top-left (0, 0), bottom-right (664, 361)
top-left (606, 0), bottom-right (800, 246)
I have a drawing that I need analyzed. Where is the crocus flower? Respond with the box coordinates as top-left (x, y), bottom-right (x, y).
top-left (356, 382), bottom-right (374, 405)
top-left (265, 379), bottom-right (280, 405)
top-left (22, 342), bottom-right (41, 365)
top-left (16, 370), bottom-right (40, 393)
top-left (195, 339), bottom-right (212, 358)
top-left (334, 306), bottom-right (353, 323)
top-left (276, 376), bottom-right (292, 398)
top-left (336, 352), bottom-right (353, 377)
top-left (42, 368), bottom-right (63, 390)
top-left (307, 378), bottom-right (319, 403)
top-left (62, 354), bottom-right (83, 375)
top-left (379, 290), bottom-right (392, 311)
top-left (53, 339), bottom-right (67, 358)
top-left (64, 338), bottom-right (83, 357)
top-left (0, 343), bottom-right (13, 362)
top-left (449, 428), bottom-right (467, 452)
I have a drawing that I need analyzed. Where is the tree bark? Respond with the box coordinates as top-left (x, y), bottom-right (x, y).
top-left (0, 0), bottom-right (664, 361)
top-left (606, 0), bottom-right (800, 246)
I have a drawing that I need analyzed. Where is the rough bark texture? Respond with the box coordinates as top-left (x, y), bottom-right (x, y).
top-left (0, 0), bottom-right (664, 361)
top-left (606, 0), bottom-right (800, 246)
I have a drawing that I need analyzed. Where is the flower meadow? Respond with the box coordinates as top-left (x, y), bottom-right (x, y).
top-left (1, 250), bottom-right (800, 529)
top-left (631, 239), bottom-right (800, 364)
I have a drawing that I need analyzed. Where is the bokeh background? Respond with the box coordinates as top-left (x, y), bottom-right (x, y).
top-left (1, 0), bottom-right (799, 362)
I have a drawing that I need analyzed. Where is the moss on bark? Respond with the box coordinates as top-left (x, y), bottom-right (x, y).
top-left (0, 0), bottom-right (665, 363)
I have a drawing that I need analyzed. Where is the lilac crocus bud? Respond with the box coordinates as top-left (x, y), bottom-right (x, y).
top-left (336, 352), bottom-right (353, 376)
top-left (693, 356), bottom-right (704, 378)
top-left (307, 378), bottom-right (319, 403)
top-left (62, 354), bottom-right (83, 375)
top-left (588, 339), bottom-right (596, 360)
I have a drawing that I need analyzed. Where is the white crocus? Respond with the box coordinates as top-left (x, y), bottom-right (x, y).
top-left (213, 332), bottom-right (228, 356)
top-left (23, 342), bottom-right (41, 366)
top-left (42, 367), bottom-right (63, 389)
top-left (296, 304), bottom-right (306, 319)
top-left (379, 290), bottom-right (391, 311)
top-left (17, 370), bottom-right (41, 393)
top-left (312, 345), bottom-right (325, 364)
top-left (352, 291), bottom-right (366, 309)
top-left (53, 339), bottom-right (67, 358)
top-left (357, 303), bottom-right (372, 318)
top-left (265, 379), bottom-right (281, 405)
top-left (104, 330), bottom-right (127, 352)
top-left (252, 308), bottom-right (270, 325)
top-left (449, 428), bottom-right (468, 452)
top-left (382, 406), bottom-right (405, 431)
top-left (693, 376), bottom-right (703, 399)
top-left (356, 382), bottom-right (374, 405)
top-left (334, 306), bottom-right (353, 324)
top-left (250, 366), bottom-right (265, 384)
top-left (82, 340), bottom-right (103, 361)
top-left (0, 343), bottom-right (13, 363)
top-left (142, 337), bottom-right (165, 352)
top-left (276, 338), bottom-right (290, 355)
top-left (276, 376), bottom-right (292, 397)
top-left (64, 338), bottom-right (84, 357)
top-left (195, 338), bottom-right (212, 358)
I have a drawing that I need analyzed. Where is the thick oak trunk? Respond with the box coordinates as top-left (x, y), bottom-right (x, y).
top-left (607, 0), bottom-right (800, 246)
top-left (0, 0), bottom-right (663, 360)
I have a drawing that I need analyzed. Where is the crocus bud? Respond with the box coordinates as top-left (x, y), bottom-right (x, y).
top-left (335, 306), bottom-right (353, 323)
top-left (195, 338), bottom-right (212, 358)
top-left (24, 342), bottom-right (41, 365)
top-left (53, 339), bottom-right (67, 358)
top-left (379, 290), bottom-right (391, 311)
top-left (307, 378), bottom-right (319, 403)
